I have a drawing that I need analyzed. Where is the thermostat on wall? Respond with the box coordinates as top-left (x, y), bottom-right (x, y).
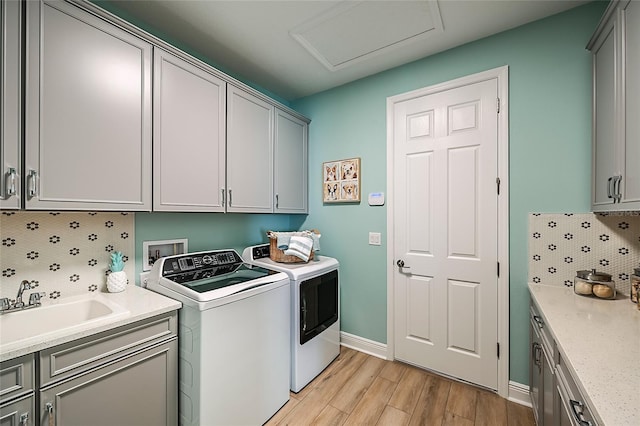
top-left (368, 192), bottom-right (385, 206)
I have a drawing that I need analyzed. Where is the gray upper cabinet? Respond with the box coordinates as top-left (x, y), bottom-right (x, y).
top-left (589, 0), bottom-right (640, 211)
top-left (274, 109), bottom-right (308, 214)
top-left (153, 48), bottom-right (226, 212)
top-left (25, 0), bottom-right (152, 211)
top-left (227, 85), bottom-right (274, 213)
top-left (0, 0), bottom-right (22, 210)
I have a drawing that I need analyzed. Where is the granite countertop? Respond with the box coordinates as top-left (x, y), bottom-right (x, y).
top-left (0, 285), bottom-right (181, 362)
top-left (529, 283), bottom-right (640, 426)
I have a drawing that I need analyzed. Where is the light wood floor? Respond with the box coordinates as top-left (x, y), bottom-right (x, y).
top-left (266, 346), bottom-right (535, 426)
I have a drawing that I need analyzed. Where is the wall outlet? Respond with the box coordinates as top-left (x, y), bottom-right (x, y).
top-left (139, 271), bottom-right (151, 287)
top-left (369, 232), bottom-right (381, 246)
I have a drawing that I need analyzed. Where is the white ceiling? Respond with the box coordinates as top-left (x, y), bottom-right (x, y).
top-left (107, 0), bottom-right (590, 100)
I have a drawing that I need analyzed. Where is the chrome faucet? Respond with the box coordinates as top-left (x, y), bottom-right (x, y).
top-left (0, 280), bottom-right (46, 314)
top-left (14, 280), bottom-right (32, 309)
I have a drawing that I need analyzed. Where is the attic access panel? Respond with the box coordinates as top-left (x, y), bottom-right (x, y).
top-left (290, 0), bottom-right (443, 72)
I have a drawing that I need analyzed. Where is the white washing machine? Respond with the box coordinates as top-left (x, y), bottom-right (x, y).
top-left (146, 249), bottom-right (290, 426)
top-left (243, 244), bottom-right (340, 393)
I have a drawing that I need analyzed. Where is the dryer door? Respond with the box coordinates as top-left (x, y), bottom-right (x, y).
top-left (300, 270), bottom-right (338, 344)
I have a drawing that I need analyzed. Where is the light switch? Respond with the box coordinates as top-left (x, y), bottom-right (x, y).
top-left (369, 232), bottom-right (381, 246)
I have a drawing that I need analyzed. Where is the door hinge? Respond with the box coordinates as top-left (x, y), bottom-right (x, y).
top-left (497, 98), bottom-right (501, 113)
top-left (497, 342), bottom-right (500, 359)
top-left (496, 177), bottom-right (500, 195)
top-left (497, 261), bottom-right (500, 277)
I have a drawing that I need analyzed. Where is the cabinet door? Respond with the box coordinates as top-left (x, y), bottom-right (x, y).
top-left (621, 0), bottom-right (640, 208)
top-left (542, 346), bottom-right (555, 426)
top-left (591, 18), bottom-right (617, 209)
top-left (529, 320), bottom-right (543, 425)
top-left (153, 48), bottom-right (226, 212)
top-left (0, 0), bottom-right (21, 209)
top-left (227, 85), bottom-right (274, 213)
top-left (0, 394), bottom-right (33, 426)
top-left (25, 0), bottom-right (152, 211)
top-left (274, 109), bottom-right (308, 214)
top-left (40, 339), bottom-right (177, 426)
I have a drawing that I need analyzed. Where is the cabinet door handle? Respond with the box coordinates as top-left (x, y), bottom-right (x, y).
top-left (607, 176), bottom-right (614, 199)
top-left (45, 402), bottom-right (54, 426)
top-left (570, 399), bottom-right (592, 426)
top-left (533, 315), bottom-right (544, 329)
top-left (614, 175), bottom-right (622, 202)
top-left (275, 193), bottom-right (279, 209)
top-left (228, 189), bottom-right (232, 207)
top-left (221, 189), bottom-right (226, 207)
top-left (532, 342), bottom-right (542, 369)
top-left (19, 412), bottom-right (29, 426)
top-left (27, 170), bottom-right (38, 199)
top-left (1, 167), bottom-right (18, 199)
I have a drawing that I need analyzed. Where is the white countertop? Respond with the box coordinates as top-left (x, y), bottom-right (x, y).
top-left (0, 285), bottom-right (181, 362)
top-left (529, 283), bottom-right (640, 426)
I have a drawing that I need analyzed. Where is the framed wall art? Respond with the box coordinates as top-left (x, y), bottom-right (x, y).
top-left (322, 157), bottom-right (361, 203)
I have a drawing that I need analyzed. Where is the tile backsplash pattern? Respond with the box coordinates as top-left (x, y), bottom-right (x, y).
top-left (0, 212), bottom-right (134, 301)
top-left (528, 213), bottom-right (640, 296)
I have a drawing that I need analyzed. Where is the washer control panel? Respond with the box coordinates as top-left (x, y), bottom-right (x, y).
top-left (161, 250), bottom-right (241, 276)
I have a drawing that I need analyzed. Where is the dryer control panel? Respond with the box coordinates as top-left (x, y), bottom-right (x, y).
top-left (250, 244), bottom-right (270, 260)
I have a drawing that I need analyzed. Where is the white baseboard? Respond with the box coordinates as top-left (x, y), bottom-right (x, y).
top-left (340, 331), bottom-right (388, 360)
top-left (508, 381), bottom-right (532, 407)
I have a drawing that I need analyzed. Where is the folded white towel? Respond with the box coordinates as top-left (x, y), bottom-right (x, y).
top-left (277, 233), bottom-right (292, 250)
top-left (284, 235), bottom-right (314, 262)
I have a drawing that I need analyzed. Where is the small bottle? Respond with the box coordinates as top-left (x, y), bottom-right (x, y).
top-left (631, 267), bottom-right (640, 304)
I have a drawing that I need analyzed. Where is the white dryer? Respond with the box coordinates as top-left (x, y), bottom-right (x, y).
top-left (243, 244), bottom-right (340, 393)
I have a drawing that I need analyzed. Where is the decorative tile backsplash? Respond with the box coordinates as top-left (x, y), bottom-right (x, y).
top-left (528, 213), bottom-right (640, 295)
top-left (0, 212), bottom-right (134, 301)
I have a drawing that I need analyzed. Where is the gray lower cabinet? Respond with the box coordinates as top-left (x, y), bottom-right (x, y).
top-left (38, 311), bottom-right (178, 426)
top-left (0, 395), bottom-right (34, 426)
top-left (556, 354), bottom-right (598, 426)
top-left (1, 312), bottom-right (177, 426)
top-left (529, 304), bottom-right (555, 426)
top-left (40, 340), bottom-right (176, 426)
top-left (0, 354), bottom-right (35, 426)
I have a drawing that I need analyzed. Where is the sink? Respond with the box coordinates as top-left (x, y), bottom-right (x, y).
top-left (0, 293), bottom-right (129, 345)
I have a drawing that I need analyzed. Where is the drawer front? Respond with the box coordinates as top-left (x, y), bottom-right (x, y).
top-left (557, 356), bottom-right (598, 426)
top-left (530, 304), bottom-right (555, 361)
top-left (0, 354), bottom-right (34, 404)
top-left (40, 311), bottom-right (177, 386)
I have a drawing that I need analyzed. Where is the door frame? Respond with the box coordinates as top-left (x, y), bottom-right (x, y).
top-left (385, 66), bottom-right (510, 397)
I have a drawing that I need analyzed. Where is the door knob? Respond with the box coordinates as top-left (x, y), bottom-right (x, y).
top-left (397, 259), bottom-right (405, 267)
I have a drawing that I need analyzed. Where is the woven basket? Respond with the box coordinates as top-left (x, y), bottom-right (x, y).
top-left (268, 230), bottom-right (319, 263)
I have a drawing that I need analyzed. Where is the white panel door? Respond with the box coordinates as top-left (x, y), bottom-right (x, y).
top-left (153, 48), bottom-right (226, 212)
top-left (226, 85), bottom-right (274, 213)
top-left (393, 78), bottom-right (498, 389)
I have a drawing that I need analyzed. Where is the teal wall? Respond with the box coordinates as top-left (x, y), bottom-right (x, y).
top-left (98, 0), bottom-right (606, 386)
top-left (291, 2), bottom-right (606, 386)
top-left (134, 213), bottom-right (305, 276)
